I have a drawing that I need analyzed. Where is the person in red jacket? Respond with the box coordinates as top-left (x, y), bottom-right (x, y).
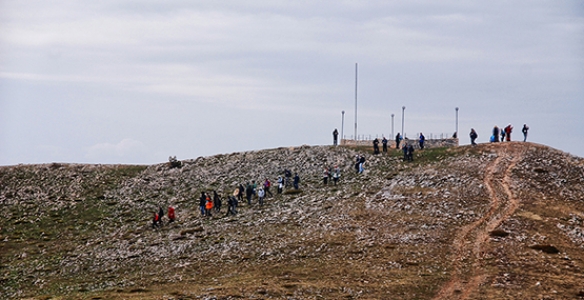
top-left (168, 206), bottom-right (175, 223)
top-left (205, 195), bottom-right (214, 217)
top-left (504, 124), bottom-right (513, 141)
top-left (152, 212), bottom-right (160, 229)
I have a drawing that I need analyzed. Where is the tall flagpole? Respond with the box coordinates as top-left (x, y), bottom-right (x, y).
top-left (354, 63), bottom-right (358, 140)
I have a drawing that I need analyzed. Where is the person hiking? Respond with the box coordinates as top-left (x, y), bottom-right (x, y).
top-left (158, 206), bottom-right (164, 226)
top-left (152, 211), bottom-right (161, 229)
top-left (402, 143), bottom-right (408, 161)
top-left (264, 178), bottom-right (273, 197)
top-left (168, 206), bottom-right (176, 223)
top-left (245, 182), bottom-right (253, 205)
top-left (258, 186), bottom-right (265, 206)
top-left (233, 186), bottom-right (240, 201)
top-left (501, 127), bottom-right (506, 142)
top-left (419, 133), bottom-right (425, 150)
top-left (504, 124), bottom-right (513, 141)
top-left (492, 126), bottom-right (500, 142)
top-left (205, 195), bottom-right (213, 217)
top-left (277, 176), bottom-right (284, 194)
top-left (293, 173), bottom-right (300, 189)
top-left (407, 144), bottom-right (414, 161)
top-left (226, 196), bottom-right (237, 216)
top-left (323, 168), bottom-right (329, 185)
top-left (238, 184), bottom-right (245, 202)
top-left (522, 124), bottom-right (529, 142)
top-left (382, 136), bottom-right (388, 153)
top-left (470, 128), bottom-right (478, 145)
top-left (284, 169), bottom-right (292, 187)
top-left (333, 128), bottom-right (339, 146)
top-left (359, 155), bottom-right (365, 174)
top-left (373, 138), bottom-right (380, 154)
top-left (332, 165), bottom-right (341, 185)
top-left (213, 191), bottom-right (222, 213)
top-left (328, 166), bottom-right (333, 183)
top-left (199, 192), bottom-right (207, 216)
top-left (395, 133), bottom-right (402, 149)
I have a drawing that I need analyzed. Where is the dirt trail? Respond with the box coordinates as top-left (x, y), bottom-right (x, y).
top-left (433, 144), bottom-right (524, 300)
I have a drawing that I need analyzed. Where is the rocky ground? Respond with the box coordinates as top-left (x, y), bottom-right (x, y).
top-left (1, 142), bottom-right (584, 299)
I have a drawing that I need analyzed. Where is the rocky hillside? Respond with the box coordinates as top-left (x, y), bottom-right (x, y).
top-left (1, 142), bottom-right (584, 299)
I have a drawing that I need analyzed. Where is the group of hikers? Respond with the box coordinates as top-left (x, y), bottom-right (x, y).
top-left (152, 205), bottom-right (175, 228)
top-left (198, 172), bottom-right (301, 218)
top-left (322, 166), bottom-right (342, 184)
top-left (335, 122), bottom-right (530, 154)
top-left (470, 124), bottom-right (529, 145)
top-left (368, 132), bottom-right (421, 162)
top-left (152, 169), bottom-right (305, 227)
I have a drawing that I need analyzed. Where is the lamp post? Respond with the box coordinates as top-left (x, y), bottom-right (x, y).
top-left (391, 113), bottom-right (394, 138)
top-left (354, 63), bottom-right (358, 140)
top-left (455, 107), bottom-right (459, 138)
top-left (341, 110), bottom-right (345, 143)
top-left (401, 106), bottom-right (406, 138)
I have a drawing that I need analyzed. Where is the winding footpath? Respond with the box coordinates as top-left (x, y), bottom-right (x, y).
top-left (433, 144), bottom-right (524, 300)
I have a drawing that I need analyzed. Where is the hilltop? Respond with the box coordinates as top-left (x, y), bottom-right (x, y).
top-left (1, 142), bottom-right (584, 299)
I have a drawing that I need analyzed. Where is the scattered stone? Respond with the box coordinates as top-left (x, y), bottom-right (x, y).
top-left (490, 229), bottom-right (510, 237)
top-left (529, 244), bottom-right (560, 254)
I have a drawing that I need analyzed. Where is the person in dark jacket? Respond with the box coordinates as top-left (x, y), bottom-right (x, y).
top-left (226, 196), bottom-right (237, 216)
top-left (522, 124), bottom-right (529, 142)
top-left (382, 136), bottom-right (388, 153)
top-left (246, 182), bottom-right (253, 205)
top-left (237, 184), bottom-right (245, 202)
top-left (407, 144), bottom-right (414, 161)
top-left (492, 126), bottom-right (500, 142)
top-left (470, 128), bottom-right (478, 146)
top-left (213, 191), bottom-right (221, 213)
top-left (293, 173), bottom-right (300, 189)
top-left (199, 192), bottom-right (207, 216)
top-left (419, 133), bottom-right (425, 150)
top-left (395, 133), bottom-right (402, 149)
top-left (158, 206), bottom-right (164, 226)
top-left (373, 138), bottom-right (380, 154)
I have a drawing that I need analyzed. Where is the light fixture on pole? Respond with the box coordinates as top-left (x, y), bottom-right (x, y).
top-left (455, 107), bottom-right (459, 138)
top-left (354, 63), bottom-right (358, 140)
top-left (401, 106), bottom-right (406, 138)
top-left (341, 110), bottom-right (345, 143)
top-left (391, 113), bottom-right (394, 138)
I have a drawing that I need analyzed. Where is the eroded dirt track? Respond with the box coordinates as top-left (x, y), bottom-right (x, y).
top-left (434, 144), bottom-right (524, 300)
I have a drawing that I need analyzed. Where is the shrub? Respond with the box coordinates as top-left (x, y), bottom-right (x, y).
top-left (168, 156), bottom-right (182, 169)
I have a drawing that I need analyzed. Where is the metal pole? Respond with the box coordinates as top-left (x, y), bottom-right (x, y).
top-left (401, 106), bottom-right (405, 138)
top-left (354, 63), bottom-right (358, 140)
top-left (391, 113), bottom-right (394, 138)
top-left (455, 107), bottom-right (459, 138)
top-left (341, 110), bottom-right (345, 143)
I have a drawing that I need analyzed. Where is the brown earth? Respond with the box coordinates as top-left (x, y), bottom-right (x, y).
top-left (1, 142), bottom-right (584, 299)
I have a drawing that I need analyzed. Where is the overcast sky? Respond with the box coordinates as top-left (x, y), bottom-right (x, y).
top-left (1, 1), bottom-right (583, 165)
